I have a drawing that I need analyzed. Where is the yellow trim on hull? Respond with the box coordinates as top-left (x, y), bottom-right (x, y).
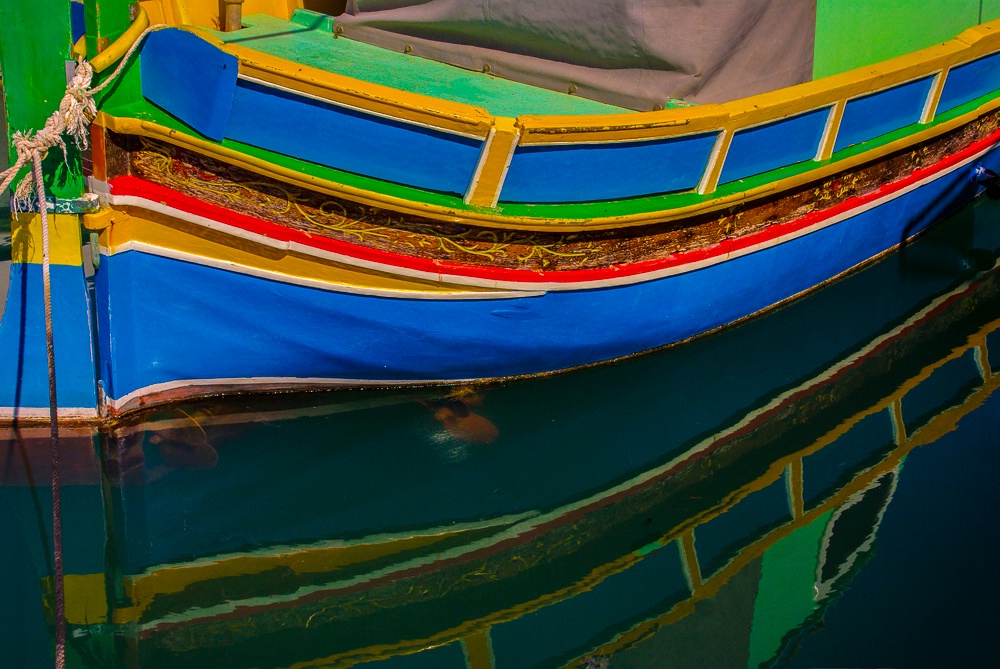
top-left (99, 207), bottom-right (518, 295)
top-left (138, 0), bottom-right (300, 29)
top-left (10, 213), bottom-right (86, 265)
top-left (112, 529), bottom-right (469, 625)
top-left (464, 117), bottom-right (521, 207)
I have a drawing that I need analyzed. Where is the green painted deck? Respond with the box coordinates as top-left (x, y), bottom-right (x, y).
top-left (211, 12), bottom-right (634, 117)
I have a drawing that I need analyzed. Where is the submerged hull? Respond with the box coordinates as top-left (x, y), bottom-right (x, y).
top-left (5, 3), bottom-right (1000, 419)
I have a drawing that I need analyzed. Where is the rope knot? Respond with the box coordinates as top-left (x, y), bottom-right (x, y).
top-left (1, 24), bottom-right (162, 211)
top-left (1, 59), bottom-right (99, 209)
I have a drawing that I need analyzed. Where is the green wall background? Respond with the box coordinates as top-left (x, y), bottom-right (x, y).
top-left (815, 0), bottom-right (1000, 78)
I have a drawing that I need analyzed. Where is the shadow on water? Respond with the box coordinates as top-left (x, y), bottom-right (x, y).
top-left (4, 195), bottom-right (1000, 667)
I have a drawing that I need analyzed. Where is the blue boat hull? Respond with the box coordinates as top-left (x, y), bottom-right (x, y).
top-left (93, 143), bottom-right (1000, 410)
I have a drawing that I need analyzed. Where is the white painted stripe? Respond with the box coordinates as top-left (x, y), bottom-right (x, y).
top-left (0, 406), bottom-right (100, 421)
top-left (237, 74), bottom-right (485, 140)
top-left (111, 137), bottom-right (1000, 292)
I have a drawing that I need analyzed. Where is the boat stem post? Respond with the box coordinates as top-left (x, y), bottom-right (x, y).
top-left (222, 0), bottom-right (246, 32)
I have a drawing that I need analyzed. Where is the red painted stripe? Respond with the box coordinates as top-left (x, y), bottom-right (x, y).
top-left (109, 127), bottom-right (1000, 284)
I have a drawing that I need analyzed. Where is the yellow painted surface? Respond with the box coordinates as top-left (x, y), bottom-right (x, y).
top-left (463, 632), bottom-right (495, 669)
top-left (102, 208), bottom-right (511, 295)
top-left (465, 117), bottom-right (520, 207)
top-left (11, 213), bottom-right (85, 265)
top-left (516, 105), bottom-right (729, 145)
top-left (59, 573), bottom-right (109, 625)
top-left (139, 0), bottom-right (300, 28)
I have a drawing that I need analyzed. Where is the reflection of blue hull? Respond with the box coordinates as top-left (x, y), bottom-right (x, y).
top-left (116, 198), bottom-right (1000, 571)
top-left (97, 146), bottom-right (999, 410)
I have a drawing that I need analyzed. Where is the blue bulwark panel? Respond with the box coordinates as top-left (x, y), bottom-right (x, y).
top-left (499, 133), bottom-right (718, 203)
top-left (719, 107), bottom-right (830, 185)
top-left (141, 29), bottom-right (238, 141)
top-left (937, 51), bottom-right (1000, 115)
top-left (834, 76), bottom-right (935, 153)
top-left (225, 79), bottom-right (484, 195)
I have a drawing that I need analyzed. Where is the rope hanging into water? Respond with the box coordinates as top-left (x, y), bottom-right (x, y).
top-left (0, 24), bottom-right (161, 668)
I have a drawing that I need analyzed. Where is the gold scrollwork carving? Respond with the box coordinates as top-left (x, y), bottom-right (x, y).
top-left (133, 140), bottom-right (601, 268)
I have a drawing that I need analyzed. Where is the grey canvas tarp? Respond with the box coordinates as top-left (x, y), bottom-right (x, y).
top-left (337, 0), bottom-right (817, 110)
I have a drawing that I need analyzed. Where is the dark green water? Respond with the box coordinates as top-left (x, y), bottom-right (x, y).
top-left (3, 196), bottom-right (1000, 668)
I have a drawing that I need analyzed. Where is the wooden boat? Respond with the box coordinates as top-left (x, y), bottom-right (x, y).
top-left (4, 1), bottom-right (1000, 420)
top-left (5, 197), bottom-right (999, 664)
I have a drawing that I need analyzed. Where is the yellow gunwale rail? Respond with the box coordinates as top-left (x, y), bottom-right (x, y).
top-left (99, 17), bottom-right (1000, 231)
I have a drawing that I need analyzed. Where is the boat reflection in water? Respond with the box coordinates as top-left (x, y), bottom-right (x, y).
top-left (3, 196), bottom-right (1000, 668)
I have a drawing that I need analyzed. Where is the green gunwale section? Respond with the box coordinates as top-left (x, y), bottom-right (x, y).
top-left (99, 52), bottom-right (1000, 223)
top-left (210, 12), bottom-right (632, 118)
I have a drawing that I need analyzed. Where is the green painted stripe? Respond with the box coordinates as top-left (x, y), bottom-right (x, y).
top-left (209, 13), bottom-right (632, 118)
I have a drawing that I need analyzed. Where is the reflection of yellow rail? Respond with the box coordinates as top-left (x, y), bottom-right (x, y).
top-left (578, 314), bottom-right (1000, 664)
top-left (62, 287), bottom-right (1000, 667)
